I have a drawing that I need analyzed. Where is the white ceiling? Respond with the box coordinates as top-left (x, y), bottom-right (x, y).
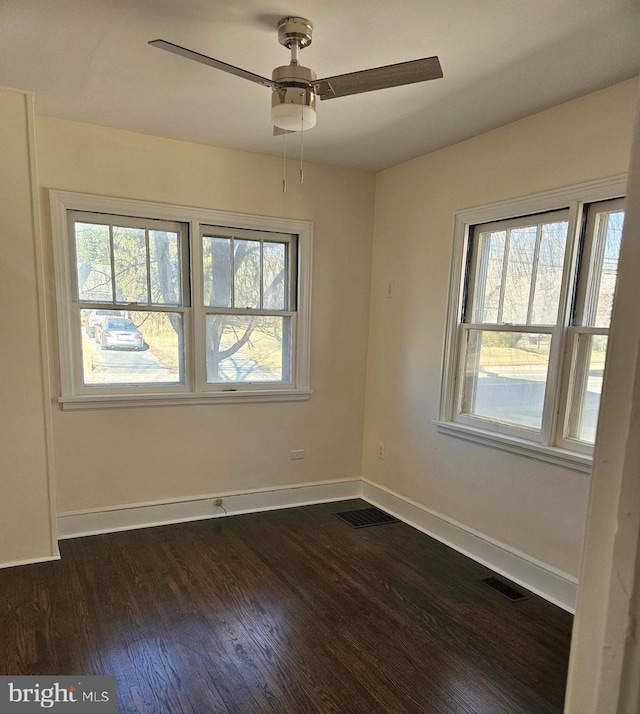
top-left (1, 0), bottom-right (638, 172)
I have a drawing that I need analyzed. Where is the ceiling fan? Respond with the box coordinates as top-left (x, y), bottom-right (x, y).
top-left (149, 16), bottom-right (443, 134)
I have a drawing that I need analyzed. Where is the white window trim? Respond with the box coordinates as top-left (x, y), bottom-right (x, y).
top-left (433, 420), bottom-right (592, 473)
top-left (436, 175), bottom-right (627, 473)
top-left (50, 190), bottom-right (313, 410)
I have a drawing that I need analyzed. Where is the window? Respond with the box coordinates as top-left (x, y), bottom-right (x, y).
top-left (201, 226), bottom-right (296, 385)
top-left (563, 198), bottom-right (624, 448)
top-left (72, 212), bottom-right (189, 388)
top-left (50, 192), bottom-right (312, 409)
top-left (437, 177), bottom-right (626, 472)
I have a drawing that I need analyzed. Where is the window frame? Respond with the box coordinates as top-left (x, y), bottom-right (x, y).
top-left (436, 175), bottom-right (627, 473)
top-left (458, 208), bottom-right (571, 444)
top-left (197, 224), bottom-right (298, 391)
top-left (50, 191), bottom-right (313, 409)
top-left (67, 210), bottom-right (193, 396)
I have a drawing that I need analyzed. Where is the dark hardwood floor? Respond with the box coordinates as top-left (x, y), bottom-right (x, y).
top-left (0, 499), bottom-right (572, 713)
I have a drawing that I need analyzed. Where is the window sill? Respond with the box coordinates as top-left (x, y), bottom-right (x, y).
top-left (59, 389), bottom-right (313, 410)
top-left (433, 420), bottom-right (592, 474)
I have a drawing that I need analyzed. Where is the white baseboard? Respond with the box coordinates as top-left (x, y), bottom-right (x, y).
top-left (57, 479), bottom-right (362, 540)
top-left (0, 553), bottom-right (60, 570)
top-left (361, 479), bottom-right (578, 613)
top-left (56, 476), bottom-right (577, 612)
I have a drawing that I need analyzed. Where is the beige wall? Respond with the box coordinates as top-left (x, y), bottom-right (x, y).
top-left (0, 88), bottom-right (56, 564)
top-left (35, 119), bottom-right (375, 514)
top-left (364, 78), bottom-right (639, 577)
top-left (4, 77), bottom-right (635, 580)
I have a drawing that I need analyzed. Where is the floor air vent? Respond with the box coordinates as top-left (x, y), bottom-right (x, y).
top-left (481, 576), bottom-right (529, 602)
top-left (334, 507), bottom-right (399, 529)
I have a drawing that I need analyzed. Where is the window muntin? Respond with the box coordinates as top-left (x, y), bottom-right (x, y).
top-left (52, 193), bottom-right (312, 406)
top-left (447, 194), bottom-right (625, 456)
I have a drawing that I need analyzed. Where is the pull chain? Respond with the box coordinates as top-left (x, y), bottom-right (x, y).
top-left (282, 132), bottom-right (287, 193)
top-left (299, 92), bottom-right (304, 184)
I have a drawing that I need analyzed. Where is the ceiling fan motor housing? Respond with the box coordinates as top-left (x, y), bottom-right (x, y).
top-left (271, 63), bottom-right (317, 131)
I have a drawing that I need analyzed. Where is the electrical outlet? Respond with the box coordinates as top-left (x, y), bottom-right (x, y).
top-left (290, 449), bottom-right (305, 460)
top-left (214, 498), bottom-right (223, 507)
top-left (377, 442), bottom-right (385, 459)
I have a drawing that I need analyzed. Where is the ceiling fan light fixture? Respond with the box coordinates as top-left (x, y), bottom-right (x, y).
top-left (271, 87), bottom-right (317, 131)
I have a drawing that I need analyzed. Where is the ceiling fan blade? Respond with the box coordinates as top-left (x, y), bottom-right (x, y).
top-left (316, 56), bottom-right (442, 100)
top-left (149, 39), bottom-right (275, 88)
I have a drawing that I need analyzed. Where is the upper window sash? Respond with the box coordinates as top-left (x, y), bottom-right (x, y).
top-left (68, 210), bottom-right (190, 310)
top-left (466, 210), bottom-right (570, 328)
top-left (200, 224), bottom-right (297, 314)
top-left (572, 197), bottom-right (626, 330)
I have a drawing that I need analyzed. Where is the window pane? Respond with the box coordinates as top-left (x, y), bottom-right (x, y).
top-left (567, 334), bottom-right (608, 443)
top-left (234, 239), bottom-right (261, 308)
top-left (80, 310), bottom-right (183, 385)
top-left (502, 226), bottom-right (537, 324)
top-left (474, 230), bottom-right (506, 324)
top-left (263, 242), bottom-right (287, 310)
top-left (203, 236), bottom-right (232, 308)
top-left (206, 315), bottom-right (290, 383)
top-left (583, 210), bottom-right (624, 328)
top-left (149, 230), bottom-right (181, 306)
top-left (113, 226), bottom-right (148, 304)
top-left (530, 222), bottom-right (567, 324)
top-left (461, 330), bottom-right (551, 430)
top-left (75, 222), bottom-right (112, 302)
